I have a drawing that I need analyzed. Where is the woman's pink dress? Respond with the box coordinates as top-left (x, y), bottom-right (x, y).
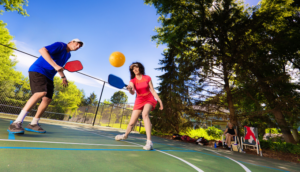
top-left (130, 75), bottom-right (157, 111)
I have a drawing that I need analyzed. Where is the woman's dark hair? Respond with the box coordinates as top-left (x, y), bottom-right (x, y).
top-left (129, 62), bottom-right (145, 79)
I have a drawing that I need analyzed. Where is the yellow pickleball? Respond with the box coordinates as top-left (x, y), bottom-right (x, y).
top-left (109, 52), bottom-right (126, 67)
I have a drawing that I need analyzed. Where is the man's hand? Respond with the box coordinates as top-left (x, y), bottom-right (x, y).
top-left (55, 65), bottom-right (64, 72)
top-left (62, 78), bottom-right (68, 87)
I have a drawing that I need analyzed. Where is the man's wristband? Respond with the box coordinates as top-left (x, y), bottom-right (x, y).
top-left (61, 76), bottom-right (66, 79)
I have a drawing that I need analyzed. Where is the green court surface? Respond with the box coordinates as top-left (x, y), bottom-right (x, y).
top-left (0, 118), bottom-right (299, 172)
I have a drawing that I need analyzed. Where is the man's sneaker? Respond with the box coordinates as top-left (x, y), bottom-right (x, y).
top-left (143, 140), bottom-right (153, 150)
top-left (7, 122), bottom-right (24, 134)
top-left (115, 134), bottom-right (127, 141)
top-left (25, 124), bottom-right (46, 133)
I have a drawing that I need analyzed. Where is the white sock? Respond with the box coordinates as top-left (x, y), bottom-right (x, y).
top-left (15, 110), bottom-right (29, 123)
top-left (31, 118), bottom-right (40, 125)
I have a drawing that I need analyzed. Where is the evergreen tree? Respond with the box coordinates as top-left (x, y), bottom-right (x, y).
top-left (152, 45), bottom-right (189, 133)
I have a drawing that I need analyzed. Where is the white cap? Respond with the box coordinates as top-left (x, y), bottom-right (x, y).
top-left (71, 38), bottom-right (84, 46)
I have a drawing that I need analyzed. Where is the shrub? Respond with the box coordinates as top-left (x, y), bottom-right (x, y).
top-left (265, 128), bottom-right (281, 134)
top-left (206, 126), bottom-right (223, 139)
top-left (260, 139), bottom-right (300, 155)
top-left (179, 127), bottom-right (223, 140)
top-left (140, 129), bottom-right (171, 136)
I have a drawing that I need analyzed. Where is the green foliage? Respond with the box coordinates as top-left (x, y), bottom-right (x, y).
top-left (103, 99), bottom-right (111, 104)
top-left (110, 91), bottom-right (128, 104)
top-left (50, 77), bottom-right (83, 112)
top-left (151, 45), bottom-right (191, 134)
top-left (0, 0), bottom-right (29, 16)
top-left (181, 127), bottom-right (223, 140)
top-left (206, 126), bottom-right (224, 139)
top-left (260, 139), bottom-right (300, 155)
top-left (80, 92), bottom-right (98, 106)
top-left (146, 127), bottom-right (223, 141)
top-left (145, 0), bottom-right (300, 144)
top-left (0, 20), bottom-right (31, 105)
top-left (265, 128), bottom-right (282, 134)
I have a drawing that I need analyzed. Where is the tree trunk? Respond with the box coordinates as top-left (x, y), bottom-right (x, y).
top-left (273, 109), bottom-right (296, 144)
top-left (251, 71), bottom-right (296, 144)
top-left (291, 128), bottom-right (299, 143)
top-left (223, 64), bottom-right (238, 127)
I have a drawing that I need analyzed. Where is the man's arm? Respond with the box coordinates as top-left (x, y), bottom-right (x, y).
top-left (39, 47), bottom-right (63, 72)
top-left (58, 71), bottom-right (68, 87)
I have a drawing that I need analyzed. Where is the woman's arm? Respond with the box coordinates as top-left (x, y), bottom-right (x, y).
top-left (149, 80), bottom-right (163, 110)
top-left (234, 129), bottom-right (237, 136)
top-left (223, 128), bottom-right (228, 135)
top-left (126, 82), bottom-right (135, 95)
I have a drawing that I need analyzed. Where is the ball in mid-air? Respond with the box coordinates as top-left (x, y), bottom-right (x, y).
top-left (109, 52), bottom-right (125, 67)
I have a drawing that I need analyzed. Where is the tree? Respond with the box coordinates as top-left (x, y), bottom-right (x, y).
top-left (146, 0), bottom-right (300, 143)
top-left (49, 77), bottom-right (83, 113)
top-left (0, 0), bottom-right (29, 16)
top-left (232, 0), bottom-right (300, 143)
top-left (152, 45), bottom-right (190, 133)
top-left (0, 20), bottom-right (27, 104)
top-left (145, 0), bottom-right (250, 128)
top-left (110, 91), bottom-right (128, 105)
top-left (103, 99), bottom-right (111, 104)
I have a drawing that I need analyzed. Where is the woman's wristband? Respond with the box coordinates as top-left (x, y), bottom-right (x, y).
top-left (61, 76), bottom-right (66, 79)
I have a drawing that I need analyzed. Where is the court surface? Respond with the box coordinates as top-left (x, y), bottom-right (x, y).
top-left (0, 117), bottom-right (299, 172)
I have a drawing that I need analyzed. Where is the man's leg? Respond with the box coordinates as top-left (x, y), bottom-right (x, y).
top-left (7, 92), bottom-right (46, 134)
top-left (25, 83), bottom-right (53, 133)
top-left (15, 92), bottom-right (47, 123)
top-left (31, 97), bottom-right (52, 123)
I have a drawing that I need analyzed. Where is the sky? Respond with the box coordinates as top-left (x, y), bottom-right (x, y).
top-left (0, 0), bottom-right (261, 104)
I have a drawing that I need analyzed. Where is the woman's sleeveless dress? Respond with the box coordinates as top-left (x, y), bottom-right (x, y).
top-left (130, 75), bottom-right (157, 111)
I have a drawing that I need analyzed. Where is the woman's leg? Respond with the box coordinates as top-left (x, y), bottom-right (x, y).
top-left (124, 109), bottom-right (142, 138)
top-left (142, 104), bottom-right (153, 141)
top-left (227, 134), bottom-right (233, 147)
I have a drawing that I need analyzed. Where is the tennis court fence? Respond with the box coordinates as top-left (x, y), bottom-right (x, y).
top-left (0, 93), bottom-right (143, 132)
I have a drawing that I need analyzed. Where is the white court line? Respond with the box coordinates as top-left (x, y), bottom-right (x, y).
top-left (204, 148), bottom-right (251, 172)
top-left (0, 139), bottom-right (141, 147)
top-left (79, 128), bottom-right (203, 172)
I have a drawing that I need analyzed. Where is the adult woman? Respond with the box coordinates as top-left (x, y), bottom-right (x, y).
top-left (115, 62), bottom-right (163, 150)
top-left (223, 122), bottom-right (237, 149)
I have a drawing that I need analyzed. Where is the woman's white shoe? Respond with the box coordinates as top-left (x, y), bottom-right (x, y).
top-left (143, 140), bottom-right (153, 150)
top-left (115, 134), bottom-right (127, 141)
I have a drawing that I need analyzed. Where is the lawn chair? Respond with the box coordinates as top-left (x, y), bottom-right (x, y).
top-left (240, 126), bottom-right (262, 156)
top-left (221, 126), bottom-right (241, 152)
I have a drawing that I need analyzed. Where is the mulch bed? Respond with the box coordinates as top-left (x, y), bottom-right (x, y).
top-left (156, 135), bottom-right (300, 164)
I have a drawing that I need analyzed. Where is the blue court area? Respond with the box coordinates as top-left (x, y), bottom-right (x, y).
top-left (0, 117), bottom-right (299, 172)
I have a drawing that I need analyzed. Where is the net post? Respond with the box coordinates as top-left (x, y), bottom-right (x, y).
top-left (92, 82), bottom-right (105, 126)
top-left (107, 104), bottom-right (114, 127)
top-left (120, 104), bottom-right (126, 129)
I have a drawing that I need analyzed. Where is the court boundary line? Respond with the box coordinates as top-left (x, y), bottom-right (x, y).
top-left (79, 128), bottom-right (204, 172)
top-left (0, 139), bottom-right (141, 147)
top-left (204, 148), bottom-right (251, 172)
top-left (122, 133), bottom-right (285, 172)
top-left (0, 147), bottom-right (149, 151)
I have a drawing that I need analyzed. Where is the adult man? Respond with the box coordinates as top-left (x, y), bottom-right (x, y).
top-left (7, 39), bottom-right (83, 133)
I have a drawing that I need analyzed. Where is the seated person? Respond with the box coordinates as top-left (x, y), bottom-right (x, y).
top-left (223, 122), bottom-right (237, 150)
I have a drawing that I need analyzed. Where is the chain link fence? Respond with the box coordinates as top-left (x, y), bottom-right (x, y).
top-left (0, 90), bottom-right (141, 131)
